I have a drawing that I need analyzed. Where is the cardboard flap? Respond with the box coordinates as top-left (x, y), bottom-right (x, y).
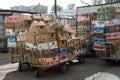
top-left (24, 29), bottom-right (36, 43)
top-left (32, 14), bottom-right (42, 20)
top-left (19, 13), bottom-right (32, 21)
top-left (41, 14), bottom-right (51, 21)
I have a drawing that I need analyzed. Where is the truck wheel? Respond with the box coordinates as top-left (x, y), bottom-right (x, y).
top-left (18, 63), bottom-right (23, 72)
top-left (34, 68), bottom-right (42, 78)
top-left (78, 56), bottom-right (85, 64)
top-left (59, 63), bottom-right (68, 73)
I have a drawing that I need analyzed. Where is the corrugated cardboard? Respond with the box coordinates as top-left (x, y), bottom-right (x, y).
top-left (35, 34), bottom-right (49, 43)
top-left (17, 33), bottom-right (25, 42)
top-left (46, 22), bottom-right (58, 33)
top-left (31, 14), bottom-right (42, 20)
top-left (41, 14), bottom-right (51, 21)
top-left (26, 43), bottom-right (37, 50)
top-left (15, 22), bottom-right (25, 29)
top-left (48, 33), bottom-right (57, 41)
top-left (4, 23), bottom-right (14, 29)
top-left (59, 55), bottom-right (68, 63)
top-left (24, 29), bottom-right (36, 43)
top-left (37, 43), bottom-right (49, 50)
top-left (18, 13), bottom-right (32, 22)
top-left (57, 33), bottom-right (66, 40)
top-left (48, 41), bottom-right (58, 49)
top-left (4, 16), bottom-right (18, 23)
top-left (57, 40), bottom-right (67, 48)
top-left (65, 32), bottom-right (73, 40)
top-left (6, 29), bottom-right (15, 36)
top-left (29, 21), bottom-right (41, 35)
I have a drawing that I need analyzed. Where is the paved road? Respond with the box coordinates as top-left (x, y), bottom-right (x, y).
top-left (0, 53), bottom-right (120, 80)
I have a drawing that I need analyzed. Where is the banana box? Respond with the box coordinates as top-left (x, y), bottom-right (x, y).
top-left (17, 48), bottom-right (26, 54)
top-left (57, 40), bottom-right (67, 48)
top-left (6, 29), bottom-right (15, 36)
top-left (40, 58), bottom-right (54, 66)
top-left (74, 49), bottom-right (80, 56)
top-left (94, 21), bottom-right (105, 28)
top-left (57, 33), bottom-right (66, 40)
top-left (7, 36), bottom-right (16, 42)
top-left (26, 43), bottom-right (37, 50)
top-left (68, 53), bottom-right (76, 60)
top-left (58, 55), bottom-right (68, 63)
top-left (17, 42), bottom-right (26, 48)
top-left (48, 41), bottom-right (58, 49)
top-left (58, 47), bottom-right (68, 56)
top-left (4, 23), bottom-right (14, 29)
top-left (7, 41), bottom-right (17, 48)
top-left (50, 48), bottom-right (58, 57)
top-left (37, 43), bottom-right (49, 51)
top-left (17, 33), bottom-right (25, 42)
top-left (15, 22), bottom-right (25, 29)
top-left (48, 33), bottom-right (57, 41)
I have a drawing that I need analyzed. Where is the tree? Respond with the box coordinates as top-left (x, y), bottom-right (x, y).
top-left (51, 5), bottom-right (63, 11)
top-left (31, 3), bottom-right (41, 13)
top-left (67, 3), bottom-right (75, 10)
top-left (91, 0), bottom-right (103, 5)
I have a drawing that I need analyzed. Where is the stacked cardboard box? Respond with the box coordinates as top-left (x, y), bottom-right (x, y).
top-left (7, 13), bottom-right (81, 66)
top-left (97, 6), bottom-right (116, 20)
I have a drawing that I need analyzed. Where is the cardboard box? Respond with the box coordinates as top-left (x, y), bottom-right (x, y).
top-left (4, 23), bottom-right (14, 29)
top-left (7, 36), bottom-right (16, 42)
top-left (41, 14), bottom-right (52, 21)
top-left (57, 40), bottom-right (67, 48)
top-left (15, 22), bottom-right (25, 29)
top-left (93, 27), bottom-right (106, 33)
top-left (94, 39), bottom-right (106, 45)
top-left (93, 44), bottom-right (105, 51)
top-left (35, 34), bottom-right (49, 43)
top-left (17, 33), bottom-right (25, 42)
top-left (17, 42), bottom-right (26, 48)
top-left (40, 58), bottom-right (54, 66)
top-left (7, 41), bottom-right (17, 48)
top-left (31, 14), bottom-right (41, 20)
top-left (65, 32), bottom-right (72, 39)
top-left (24, 29), bottom-right (36, 43)
top-left (6, 29), bottom-right (15, 36)
top-left (94, 21), bottom-right (105, 28)
top-left (68, 52), bottom-right (75, 60)
top-left (18, 13), bottom-right (32, 22)
top-left (46, 22), bottom-right (58, 33)
top-left (50, 48), bottom-right (58, 56)
top-left (24, 20), bottom-right (33, 27)
top-left (26, 43), bottom-right (37, 50)
top-left (17, 48), bottom-right (26, 54)
top-left (48, 41), bottom-right (58, 49)
top-left (106, 32), bottom-right (120, 39)
top-left (4, 16), bottom-right (18, 22)
top-left (57, 33), bottom-right (66, 40)
top-left (67, 39), bottom-right (74, 47)
top-left (74, 49), bottom-right (80, 55)
top-left (58, 48), bottom-right (68, 56)
top-left (59, 55), bottom-right (68, 63)
top-left (48, 33), bottom-right (57, 41)
top-left (29, 21), bottom-right (41, 36)
top-left (37, 43), bottom-right (49, 51)
top-left (51, 56), bottom-right (59, 64)
top-left (15, 28), bottom-right (25, 36)
top-left (106, 19), bottom-right (114, 26)
top-left (115, 25), bottom-right (120, 32)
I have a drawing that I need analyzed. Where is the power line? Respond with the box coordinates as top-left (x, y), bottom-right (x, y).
top-left (79, 0), bottom-right (91, 6)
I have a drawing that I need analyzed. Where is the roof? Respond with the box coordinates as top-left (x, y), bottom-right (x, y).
top-left (0, 9), bottom-right (39, 15)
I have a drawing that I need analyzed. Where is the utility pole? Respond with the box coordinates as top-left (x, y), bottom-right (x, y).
top-left (54, 0), bottom-right (57, 16)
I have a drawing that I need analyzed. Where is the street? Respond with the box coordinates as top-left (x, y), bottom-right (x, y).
top-left (0, 53), bottom-right (120, 80)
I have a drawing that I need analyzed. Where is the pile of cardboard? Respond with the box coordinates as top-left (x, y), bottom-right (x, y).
top-left (7, 13), bottom-right (81, 66)
top-left (92, 6), bottom-right (120, 57)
